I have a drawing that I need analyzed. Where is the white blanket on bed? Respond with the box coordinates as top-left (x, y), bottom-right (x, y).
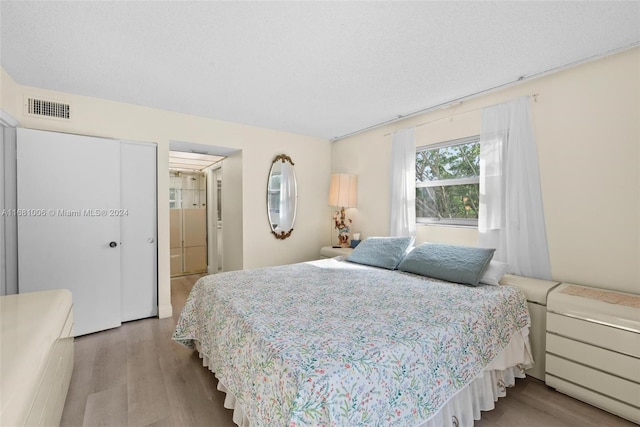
top-left (173, 258), bottom-right (531, 426)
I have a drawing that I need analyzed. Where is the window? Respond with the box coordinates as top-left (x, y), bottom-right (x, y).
top-left (416, 135), bottom-right (480, 226)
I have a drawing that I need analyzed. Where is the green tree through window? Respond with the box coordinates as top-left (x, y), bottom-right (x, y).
top-left (416, 136), bottom-right (480, 225)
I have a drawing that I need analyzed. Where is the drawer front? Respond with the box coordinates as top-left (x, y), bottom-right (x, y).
top-left (546, 354), bottom-right (640, 407)
top-left (546, 374), bottom-right (640, 424)
top-left (547, 312), bottom-right (640, 358)
top-left (546, 333), bottom-right (640, 382)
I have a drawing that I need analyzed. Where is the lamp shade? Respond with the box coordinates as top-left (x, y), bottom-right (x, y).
top-left (328, 174), bottom-right (357, 208)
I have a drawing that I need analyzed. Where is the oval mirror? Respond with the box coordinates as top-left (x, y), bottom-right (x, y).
top-left (267, 154), bottom-right (297, 239)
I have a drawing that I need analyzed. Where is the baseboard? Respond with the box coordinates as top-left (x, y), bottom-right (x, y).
top-left (158, 304), bottom-right (173, 319)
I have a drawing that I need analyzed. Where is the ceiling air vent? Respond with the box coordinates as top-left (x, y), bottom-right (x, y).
top-left (26, 98), bottom-right (70, 119)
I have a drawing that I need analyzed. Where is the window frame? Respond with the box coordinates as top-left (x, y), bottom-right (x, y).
top-left (415, 135), bottom-right (480, 227)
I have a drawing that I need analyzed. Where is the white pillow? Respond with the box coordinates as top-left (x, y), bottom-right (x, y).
top-left (480, 261), bottom-right (508, 286)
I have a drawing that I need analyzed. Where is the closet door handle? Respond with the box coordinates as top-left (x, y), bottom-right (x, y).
top-left (109, 241), bottom-right (118, 248)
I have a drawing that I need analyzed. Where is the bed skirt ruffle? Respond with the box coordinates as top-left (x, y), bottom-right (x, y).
top-left (196, 328), bottom-right (532, 427)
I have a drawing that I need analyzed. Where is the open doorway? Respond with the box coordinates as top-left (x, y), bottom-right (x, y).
top-left (168, 147), bottom-right (225, 277)
top-left (167, 141), bottom-right (240, 315)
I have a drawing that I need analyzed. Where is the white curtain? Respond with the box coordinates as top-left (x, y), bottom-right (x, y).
top-left (279, 161), bottom-right (295, 230)
top-left (389, 127), bottom-right (416, 238)
top-left (479, 97), bottom-right (551, 279)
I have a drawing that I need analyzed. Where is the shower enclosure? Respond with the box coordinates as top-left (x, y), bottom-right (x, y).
top-left (169, 171), bottom-right (207, 276)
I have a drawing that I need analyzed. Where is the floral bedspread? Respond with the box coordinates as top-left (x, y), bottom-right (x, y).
top-left (172, 258), bottom-right (530, 426)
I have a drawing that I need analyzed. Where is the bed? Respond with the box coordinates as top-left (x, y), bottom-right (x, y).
top-left (173, 239), bottom-right (533, 426)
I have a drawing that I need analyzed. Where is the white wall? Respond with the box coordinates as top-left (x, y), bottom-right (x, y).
top-left (332, 48), bottom-right (639, 294)
top-left (0, 67), bottom-right (332, 315)
top-left (221, 150), bottom-right (244, 272)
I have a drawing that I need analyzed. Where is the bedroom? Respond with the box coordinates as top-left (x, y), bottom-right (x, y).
top-left (0, 1), bottom-right (638, 426)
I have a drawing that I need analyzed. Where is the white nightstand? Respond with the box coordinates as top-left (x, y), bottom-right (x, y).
top-left (320, 246), bottom-right (353, 258)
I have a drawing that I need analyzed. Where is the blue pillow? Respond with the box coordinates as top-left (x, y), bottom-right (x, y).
top-left (397, 243), bottom-right (495, 286)
top-left (346, 237), bottom-right (414, 270)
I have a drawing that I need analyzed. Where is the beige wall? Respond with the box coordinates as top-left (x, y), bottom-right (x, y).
top-left (1, 68), bottom-right (19, 120)
top-left (332, 48), bottom-right (639, 294)
top-left (2, 47), bottom-right (638, 300)
top-left (0, 68), bottom-right (332, 316)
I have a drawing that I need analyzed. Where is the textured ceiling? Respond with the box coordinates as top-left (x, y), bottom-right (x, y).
top-left (1, 1), bottom-right (639, 139)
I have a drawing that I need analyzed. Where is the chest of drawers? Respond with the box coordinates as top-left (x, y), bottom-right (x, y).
top-left (545, 283), bottom-right (640, 424)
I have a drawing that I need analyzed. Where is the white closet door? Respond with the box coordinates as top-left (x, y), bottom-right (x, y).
top-left (120, 141), bottom-right (157, 322)
top-left (17, 128), bottom-right (122, 336)
top-left (1, 126), bottom-right (5, 296)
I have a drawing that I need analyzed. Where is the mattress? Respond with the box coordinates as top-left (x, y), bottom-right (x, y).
top-left (173, 257), bottom-right (532, 426)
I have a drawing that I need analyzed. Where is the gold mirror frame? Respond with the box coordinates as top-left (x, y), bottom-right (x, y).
top-left (267, 154), bottom-right (297, 240)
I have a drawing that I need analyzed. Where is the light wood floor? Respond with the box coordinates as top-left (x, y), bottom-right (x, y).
top-left (61, 274), bottom-right (636, 427)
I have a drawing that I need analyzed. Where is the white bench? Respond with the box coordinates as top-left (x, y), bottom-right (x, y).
top-left (1, 289), bottom-right (74, 426)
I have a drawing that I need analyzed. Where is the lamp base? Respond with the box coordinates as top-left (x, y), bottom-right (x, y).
top-left (333, 205), bottom-right (352, 249)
